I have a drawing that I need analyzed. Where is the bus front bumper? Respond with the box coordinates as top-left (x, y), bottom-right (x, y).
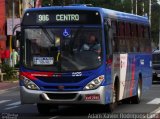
top-left (20, 86), bottom-right (107, 105)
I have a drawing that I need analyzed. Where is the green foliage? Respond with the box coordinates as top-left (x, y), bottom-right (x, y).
top-left (151, 3), bottom-right (160, 44)
top-left (0, 64), bottom-right (17, 80)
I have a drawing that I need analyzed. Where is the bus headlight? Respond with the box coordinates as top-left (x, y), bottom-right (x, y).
top-left (84, 75), bottom-right (104, 90)
top-left (23, 77), bottom-right (39, 90)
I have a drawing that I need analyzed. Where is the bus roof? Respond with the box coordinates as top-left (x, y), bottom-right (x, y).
top-left (25, 6), bottom-right (149, 25)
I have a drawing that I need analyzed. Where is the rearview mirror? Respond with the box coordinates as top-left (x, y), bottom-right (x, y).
top-left (12, 31), bottom-right (21, 49)
top-left (16, 31), bottom-right (21, 41)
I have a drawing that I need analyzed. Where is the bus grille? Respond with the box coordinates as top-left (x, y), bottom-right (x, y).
top-left (46, 93), bottom-right (77, 100)
top-left (41, 86), bottom-right (82, 91)
top-left (36, 76), bottom-right (87, 83)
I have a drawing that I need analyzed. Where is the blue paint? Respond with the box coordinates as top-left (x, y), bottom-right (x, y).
top-left (63, 28), bottom-right (71, 37)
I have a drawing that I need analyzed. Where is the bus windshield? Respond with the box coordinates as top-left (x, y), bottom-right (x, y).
top-left (23, 27), bottom-right (102, 72)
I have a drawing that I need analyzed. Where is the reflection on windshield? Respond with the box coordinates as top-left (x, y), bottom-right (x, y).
top-left (23, 28), bottom-right (102, 72)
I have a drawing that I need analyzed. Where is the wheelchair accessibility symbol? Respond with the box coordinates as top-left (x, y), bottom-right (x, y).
top-left (63, 28), bottom-right (71, 37)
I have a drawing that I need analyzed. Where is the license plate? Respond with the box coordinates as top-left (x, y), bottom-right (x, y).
top-left (33, 57), bottom-right (54, 65)
top-left (85, 94), bottom-right (100, 100)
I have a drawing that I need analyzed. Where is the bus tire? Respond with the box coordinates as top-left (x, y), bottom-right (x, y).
top-left (107, 83), bottom-right (118, 112)
top-left (131, 79), bottom-right (142, 104)
top-left (37, 103), bottom-right (58, 115)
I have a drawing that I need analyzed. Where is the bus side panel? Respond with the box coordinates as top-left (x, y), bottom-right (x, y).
top-left (125, 53), bottom-right (142, 98)
top-left (128, 53), bottom-right (152, 97)
top-left (139, 54), bottom-right (152, 93)
top-left (105, 62), bottom-right (113, 104)
top-left (122, 53), bottom-right (138, 99)
top-left (112, 53), bottom-right (134, 100)
top-left (112, 53), bottom-right (152, 101)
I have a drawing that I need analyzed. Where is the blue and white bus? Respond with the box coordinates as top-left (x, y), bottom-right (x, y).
top-left (19, 6), bottom-right (152, 114)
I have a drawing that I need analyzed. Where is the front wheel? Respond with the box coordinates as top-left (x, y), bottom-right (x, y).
top-left (106, 84), bottom-right (118, 112)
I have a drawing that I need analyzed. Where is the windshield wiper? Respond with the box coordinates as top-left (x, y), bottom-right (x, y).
top-left (70, 26), bottom-right (84, 53)
top-left (39, 26), bottom-right (55, 45)
top-left (73, 26), bottom-right (83, 41)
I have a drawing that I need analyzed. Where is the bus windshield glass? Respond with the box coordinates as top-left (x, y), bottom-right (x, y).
top-left (23, 27), bottom-right (102, 72)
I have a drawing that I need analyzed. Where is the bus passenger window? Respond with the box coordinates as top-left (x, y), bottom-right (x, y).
top-left (125, 23), bottom-right (131, 52)
top-left (144, 26), bottom-right (151, 52)
top-left (110, 21), bottom-right (117, 52)
top-left (139, 25), bottom-right (145, 52)
top-left (130, 24), bottom-right (139, 52)
top-left (118, 22), bottom-right (126, 52)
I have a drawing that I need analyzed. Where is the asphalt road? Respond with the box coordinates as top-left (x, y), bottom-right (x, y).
top-left (0, 84), bottom-right (160, 119)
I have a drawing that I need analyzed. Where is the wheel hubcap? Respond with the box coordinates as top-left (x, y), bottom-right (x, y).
top-left (138, 82), bottom-right (141, 99)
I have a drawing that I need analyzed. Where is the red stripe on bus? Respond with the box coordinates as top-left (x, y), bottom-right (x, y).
top-left (130, 58), bottom-right (135, 96)
top-left (20, 72), bottom-right (55, 80)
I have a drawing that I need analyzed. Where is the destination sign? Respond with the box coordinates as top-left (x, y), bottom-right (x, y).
top-left (22, 10), bottom-right (101, 25)
top-left (56, 14), bottom-right (79, 21)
